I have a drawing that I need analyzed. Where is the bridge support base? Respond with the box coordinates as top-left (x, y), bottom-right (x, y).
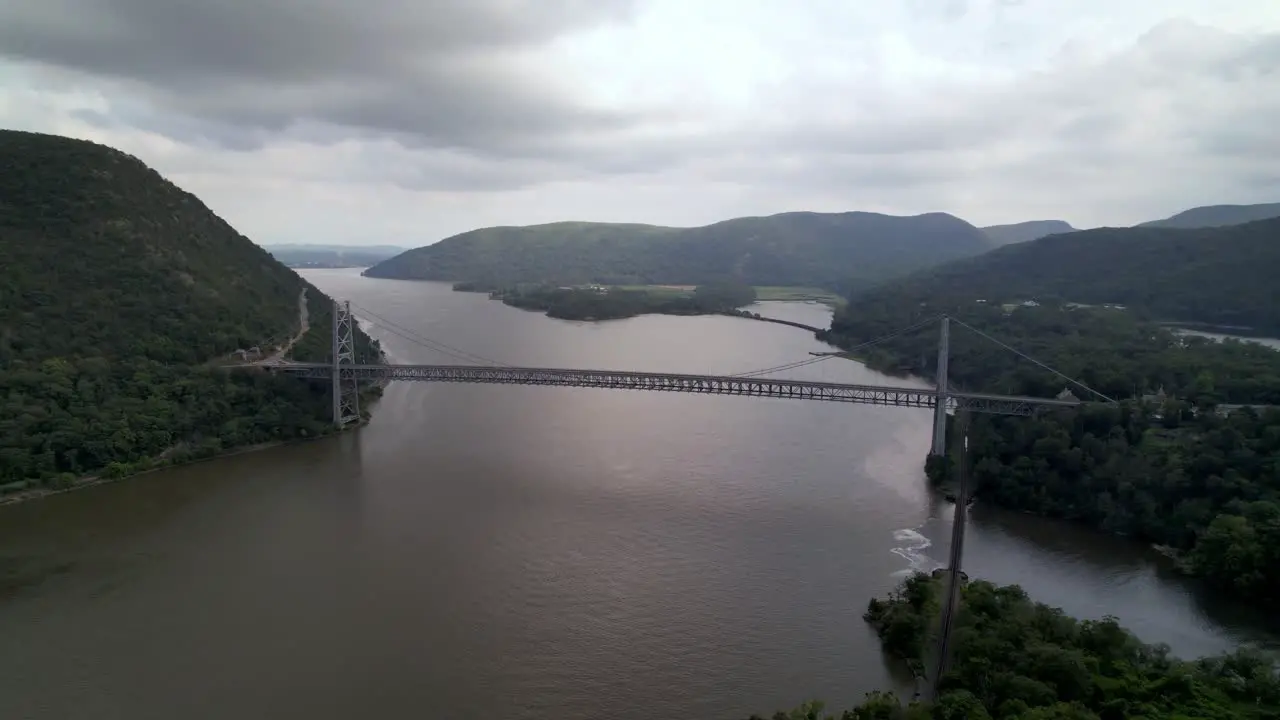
top-left (930, 316), bottom-right (951, 457)
top-left (332, 299), bottom-right (360, 428)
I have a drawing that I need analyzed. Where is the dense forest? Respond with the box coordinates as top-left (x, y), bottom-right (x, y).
top-left (0, 130), bottom-right (379, 492)
top-left (964, 402), bottom-right (1280, 600)
top-left (745, 574), bottom-right (1279, 718)
top-left (363, 211), bottom-right (992, 291)
top-left (832, 218), bottom-right (1280, 334)
top-left (498, 281), bottom-right (759, 320)
top-left (826, 281), bottom-right (1280, 603)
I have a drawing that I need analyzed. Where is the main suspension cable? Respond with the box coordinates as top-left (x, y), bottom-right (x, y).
top-left (948, 316), bottom-right (1117, 403)
top-left (350, 303), bottom-right (508, 366)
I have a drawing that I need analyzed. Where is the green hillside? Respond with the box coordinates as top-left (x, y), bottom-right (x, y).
top-left (364, 211), bottom-right (992, 291)
top-left (981, 219), bottom-right (1076, 246)
top-left (1139, 201), bottom-right (1280, 229)
top-left (840, 218), bottom-right (1280, 334)
top-left (0, 130), bottom-right (378, 492)
top-left (825, 218), bottom-right (1280, 606)
top-left (761, 573), bottom-right (1279, 719)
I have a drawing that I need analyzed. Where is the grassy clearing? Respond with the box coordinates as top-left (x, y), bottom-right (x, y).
top-left (608, 284), bottom-right (695, 297)
top-left (752, 286), bottom-right (846, 307)
top-left (607, 284), bottom-right (846, 307)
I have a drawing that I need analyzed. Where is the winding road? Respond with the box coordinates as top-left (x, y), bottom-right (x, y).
top-left (264, 288), bottom-right (309, 363)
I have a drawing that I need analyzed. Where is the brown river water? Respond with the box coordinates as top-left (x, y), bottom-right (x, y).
top-left (1, 268), bottom-right (1275, 720)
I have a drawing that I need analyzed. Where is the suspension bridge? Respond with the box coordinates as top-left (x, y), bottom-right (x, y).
top-left (259, 301), bottom-right (1108, 450)
top-left (250, 298), bottom-right (1115, 701)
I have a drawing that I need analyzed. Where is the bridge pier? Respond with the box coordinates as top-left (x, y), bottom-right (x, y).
top-left (331, 299), bottom-right (360, 428)
top-left (931, 316), bottom-right (950, 457)
top-left (928, 407), bottom-right (971, 700)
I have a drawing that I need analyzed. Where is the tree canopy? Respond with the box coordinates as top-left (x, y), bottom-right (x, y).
top-left (824, 277), bottom-right (1280, 605)
top-left (833, 218), bottom-right (1280, 334)
top-left (0, 130), bottom-right (377, 491)
top-left (746, 574), bottom-right (1279, 719)
top-left (499, 280), bottom-right (760, 321)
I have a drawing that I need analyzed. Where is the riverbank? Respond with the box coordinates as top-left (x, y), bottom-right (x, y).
top-left (718, 310), bottom-right (823, 333)
top-left (1160, 320), bottom-right (1280, 338)
top-left (6, 270), bottom-right (1273, 719)
top-left (0, 421), bottom-right (370, 509)
top-left (851, 572), bottom-right (1280, 719)
top-left (496, 282), bottom-right (759, 322)
top-left (450, 280), bottom-right (842, 324)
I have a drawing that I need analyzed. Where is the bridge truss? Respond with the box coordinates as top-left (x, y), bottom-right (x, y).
top-left (272, 361), bottom-right (1078, 417)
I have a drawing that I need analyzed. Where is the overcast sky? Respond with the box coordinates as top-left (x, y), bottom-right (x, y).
top-left (2, 0), bottom-right (1278, 247)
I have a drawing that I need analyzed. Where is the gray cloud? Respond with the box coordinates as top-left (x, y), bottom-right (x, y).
top-left (0, 0), bottom-right (640, 155)
top-left (2, 1), bottom-right (1278, 230)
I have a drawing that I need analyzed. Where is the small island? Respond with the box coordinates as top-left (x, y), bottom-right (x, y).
top-left (494, 281), bottom-right (758, 321)
top-left (453, 280), bottom-right (841, 330)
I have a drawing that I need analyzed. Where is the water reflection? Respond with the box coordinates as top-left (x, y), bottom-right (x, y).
top-left (949, 504), bottom-right (1280, 655)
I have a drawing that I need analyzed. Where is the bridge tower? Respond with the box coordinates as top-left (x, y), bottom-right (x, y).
top-left (931, 316), bottom-right (951, 456)
top-left (331, 299), bottom-right (360, 428)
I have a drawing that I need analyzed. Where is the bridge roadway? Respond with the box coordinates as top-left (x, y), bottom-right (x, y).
top-left (264, 362), bottom-right (1080, 416)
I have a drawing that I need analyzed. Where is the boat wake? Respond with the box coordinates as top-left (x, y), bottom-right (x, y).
top-left (890, 527), bottom-right (940, 577)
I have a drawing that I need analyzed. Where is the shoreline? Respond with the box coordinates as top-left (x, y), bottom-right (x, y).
top-left (0, 420), bottom-right (369, 510)
top-left (0, 306), bottom-right (830, 511)
top-left (500, 295), bottom-right (831, 330)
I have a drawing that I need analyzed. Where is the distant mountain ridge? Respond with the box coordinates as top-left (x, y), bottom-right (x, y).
top-left (265, 243), bottom-right (405, 268)
top-left (981, 220), bottom-right (1076, 246)
top-left (1137, 202), bottom-right (1280, 229)
top-left (976, 202), bottom-right (1280, 246)
top-left (365, 200), bottom-right (1279, 289)
top-left (364, 211), bottom-right (993, 291)
top-left (267, 243), bottom-right (407, 254)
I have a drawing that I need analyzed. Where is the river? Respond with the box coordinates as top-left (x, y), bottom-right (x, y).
top-left (1, 268), bottom-right (1275, 720)
top-left (1174, 327), bottom-right (1280, 351)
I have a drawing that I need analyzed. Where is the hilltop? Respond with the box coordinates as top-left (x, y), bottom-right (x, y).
top-left (836, 217), bottom-right (1280, 335)
top-left (0, 130), bottom-right (378, 492)
top-left (1138, 201), bottom-right (1280, 229)
top-left (980, 219), bottom-right (1076, 246)
top-left (363, 211), bottom-right (992, 291)
top-left (264, 243), bottom-right (405, 268)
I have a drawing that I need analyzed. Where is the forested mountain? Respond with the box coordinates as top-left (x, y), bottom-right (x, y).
top-left (264, 243), bottom-right (405, 268)
top-left (840, 218), bottom-right (1280, 333)
top-left (824, 215), bottom-right (1280, 606)
top-left (981, 219), bottom-right (1076, 246)
top-left (0, 130), bottom-right (378, 491)
top-left (829, 306), bottom-right (1280, 606)
top-left (1139, 201), bottom-right (1280, 229)
top-left (364, 211), bottom-right (992, 290)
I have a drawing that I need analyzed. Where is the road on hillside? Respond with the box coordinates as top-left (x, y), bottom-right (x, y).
top-left (264, 288), bottom-right (309, 363)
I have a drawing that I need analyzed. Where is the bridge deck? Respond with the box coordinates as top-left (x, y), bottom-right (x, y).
top-left (266, 362), bottom-right (1079, 416)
